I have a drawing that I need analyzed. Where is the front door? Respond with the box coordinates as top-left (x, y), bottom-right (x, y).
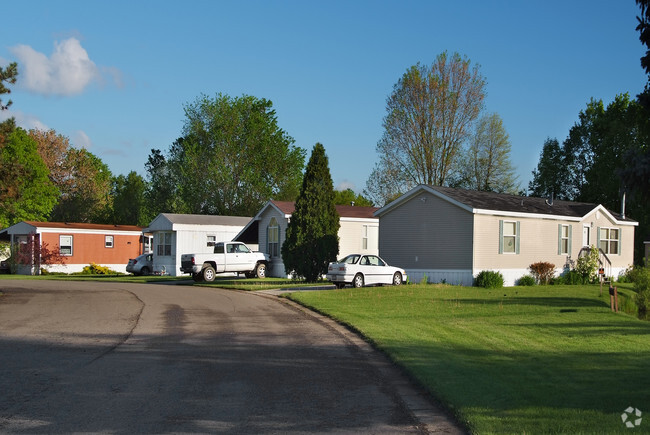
top-left (583, 225), bottom-right (590, 247)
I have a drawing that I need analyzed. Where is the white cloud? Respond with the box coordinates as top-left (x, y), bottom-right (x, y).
top-left (72, 130), bottom-right (93, 149)
top-left (336, 180), bottom-right (357, 191)
top-left (10, 38), bottom-right (120, 96)
top-left (0, 109), bottom-right (48, 131)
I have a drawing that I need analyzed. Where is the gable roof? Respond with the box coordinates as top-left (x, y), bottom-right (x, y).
top-left (375, 185), bottom-right (637, 225)
top-left (22, 221), bottom-right (144, 232)
top-left (269, 200), bottom-right (379, 219)
top-left (155, 213), bottom-right (252, 226)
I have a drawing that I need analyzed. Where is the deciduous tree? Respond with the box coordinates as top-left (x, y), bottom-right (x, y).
top-left (111, 171), bottom-right (148, 226)
top-left (333, 188), bottom-right (374, 207)
top-left (0, 127), bottom-right (58, 227)
top-left (165, 93), bottom-right (305, 216)
top-left (282, 143), bottom-right (340, 282)
top-left (457, 113), bottom-right (519, 193)
top-left (365, 52), bottom-right (486, 205)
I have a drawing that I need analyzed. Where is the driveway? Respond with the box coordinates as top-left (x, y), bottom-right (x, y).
top-left (0, 280), bottom-right (461, 434)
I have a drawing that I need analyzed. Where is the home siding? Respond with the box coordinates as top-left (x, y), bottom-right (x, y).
top-left (258, 208), bottom-right (289, 277)
top-left (473, 210), bottom-right (635, 284)
top-left (379, 191), bottom-right (473, 271)
top-left (338, 219), bottom-right (378, 257)
top-left (40, 231), bottom-right (142, 274)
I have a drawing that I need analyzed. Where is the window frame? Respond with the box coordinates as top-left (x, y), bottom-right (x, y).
top-left (206, 235), bottom-right (216, 247)
top-left (598, 227), bottom-right (620, 255)
top-left (558, 224), bottom-right (571, 255)
top-left (362, 225), bottom-right (369, 250)
top-left (267, 218), bottom-right (279, 258)
top-left (499, 220), bottom-right (520, 254)
top-left (60, 235), bottom-right (73, 256)
top-left (105, 235), bottom-right (114, 249)
top-left (156, 232), bottom-right (172, 256)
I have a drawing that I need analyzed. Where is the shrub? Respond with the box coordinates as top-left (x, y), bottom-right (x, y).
top-left (80, 262), bottom-right (118, 275)
top-left (632, 266), bottom-right (650, 319)
top-left (529, 262), bottom-right (556, 285)
top-left (562, 270), bottom-right (585, 285)
top-left (575, 245), bottom-right (599, 283)
top-left (475, 270), bottom-right (504, 289)
top-left (517, 275), bottom-right (536, 286)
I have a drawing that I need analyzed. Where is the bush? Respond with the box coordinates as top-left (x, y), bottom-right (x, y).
top-left (475, 270), bottom-right (504, 289)
top-left (561, 270), bottom-right (585, 285)
top-left (529, 262), bottom-right (556, 285)
top-left (80, 262), bottom-right (118, 275)
top-left (517, 275), bottom-right (536, 286)
top-left (575, 245), bottom-right (599, 283)
top-left (632, 266), bottom-right (650, 319)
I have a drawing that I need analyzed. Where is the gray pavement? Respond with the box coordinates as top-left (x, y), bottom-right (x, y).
top-left (0, 280), bottom-right (463, 434)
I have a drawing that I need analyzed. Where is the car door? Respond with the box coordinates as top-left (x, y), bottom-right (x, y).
top-left (363, 255), bottom-right (390, 285)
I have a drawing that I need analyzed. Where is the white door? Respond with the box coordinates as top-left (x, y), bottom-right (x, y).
top-left (583, 226), bottom-right (590, 247)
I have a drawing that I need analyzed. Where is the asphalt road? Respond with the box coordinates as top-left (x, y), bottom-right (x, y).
top-left (0, 280), bottom-right (462, 434)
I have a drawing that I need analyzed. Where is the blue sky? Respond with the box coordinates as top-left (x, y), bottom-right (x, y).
top-left (1, 1), bottom-right (646, 195)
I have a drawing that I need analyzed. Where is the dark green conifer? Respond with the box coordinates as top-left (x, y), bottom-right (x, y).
top-left (282, 143), bottom-right (340, 282)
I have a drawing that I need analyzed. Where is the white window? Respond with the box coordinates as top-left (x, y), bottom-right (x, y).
top-left (157, 232), bottom-right (172, 256)
top-left (558, 225), bottom-right (571, 255)
top-left (207, 235), bottom-right (216, 247)
top-left (268, 218), bottom-right (279, 257)
top-left (500, 220), bottom-right (519, 254)
top-left (60, 235), bottom-right (73, 256)
top-left (362, 225), bottom-right (369, 250)
top-left (599, 227), bottom-right (619, 255)
top-left (105, 235), bottom-right (114, 248)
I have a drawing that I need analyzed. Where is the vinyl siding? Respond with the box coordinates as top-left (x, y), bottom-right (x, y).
top-left (338, 220), bottom-right (378, 257)
top-left (379, 191), bottom-right (473, 270)
top-left (258, 207), bottom-right (289, 277)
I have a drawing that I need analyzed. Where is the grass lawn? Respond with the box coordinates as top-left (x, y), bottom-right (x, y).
top-left (287, 284), bottom-right (650, 434)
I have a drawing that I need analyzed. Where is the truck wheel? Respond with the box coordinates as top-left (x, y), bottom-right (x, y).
top-left (192, 272), bottom-right (204, 282)
top-left (202, 265), bottom-right (216, 282)
top-left (255, 263), bottom-right (266, 279)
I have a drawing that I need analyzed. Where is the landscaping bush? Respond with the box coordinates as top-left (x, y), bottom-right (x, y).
top-left (632, 266), bottom-right (650, 320)
top-left (575, 245), bottom-right (599, 283)
top-left (80, 263), bottom-right (119, 275)
top-left (517, 275), bottom-right (536, 286)
top-left (474, 270), bottom-right (504, 288)
top-left (529, 262), bottom-right (555, 285)
top-left (560, 270), bottom-right (585, 285)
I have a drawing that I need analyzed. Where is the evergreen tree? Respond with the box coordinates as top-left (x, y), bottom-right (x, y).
top-left (281, 143), bottom-right (340, 282)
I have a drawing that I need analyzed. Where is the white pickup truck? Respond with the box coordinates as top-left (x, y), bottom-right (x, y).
top-left (180, 241), bottom-right (270, 282)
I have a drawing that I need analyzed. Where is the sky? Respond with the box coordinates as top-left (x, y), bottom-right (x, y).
top-left (1, 1), bottom-right (647, 196)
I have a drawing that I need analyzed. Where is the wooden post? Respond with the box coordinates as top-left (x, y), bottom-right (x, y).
top-left (609, 285), bottom-right (619, 312)
top-left (614, 286), bottom-right (619, 313)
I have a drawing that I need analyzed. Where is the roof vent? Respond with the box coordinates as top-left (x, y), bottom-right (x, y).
top-left (545, 193), bottom-right (554, 207)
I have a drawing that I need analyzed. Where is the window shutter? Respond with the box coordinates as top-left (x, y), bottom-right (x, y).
top-left (596, 227), bottom-right (601, 251)
top-left (266, 225), bottom-right (269, 255)
top-left (568, 225), bottom-right (572, 254)
top-left (499, 220), bottom-right (503, 254)
top-left (558, 224), bottom-right (562, 255)
top-left (618, 228), bottom-right (622, 256)
top-left (515, 221), bottom-right (520, 254)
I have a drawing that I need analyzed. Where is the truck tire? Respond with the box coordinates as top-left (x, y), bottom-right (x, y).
top-left (202, 265), bottom-right (216, 282)
top-left (255, 262), bottom-right (266, 279)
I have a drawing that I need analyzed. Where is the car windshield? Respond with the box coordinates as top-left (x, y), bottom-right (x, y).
top-left (338, 254), bottom-right (360, 264)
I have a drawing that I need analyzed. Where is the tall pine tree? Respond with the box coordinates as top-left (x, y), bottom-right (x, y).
top-left (281, 143), bottom-right (340, 282)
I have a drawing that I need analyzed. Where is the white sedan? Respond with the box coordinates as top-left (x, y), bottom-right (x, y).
top-left (326, 254), bottom-right (407, 289)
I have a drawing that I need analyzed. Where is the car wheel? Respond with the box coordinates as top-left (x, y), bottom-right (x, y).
top-left (353, 273), bottom-right (364, 288)
top-left (392, 272), bottom-right (402, 286)
top-left (140, 266), bottom-right (150, 276)
top-left (202, 265), bottom-right (216, 282)
top-left (255, 263), bottom-right (266, 279)
top-left (192, 272), bottom-right (204, 282)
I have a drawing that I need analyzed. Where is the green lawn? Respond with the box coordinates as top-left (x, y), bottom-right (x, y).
top-left (287, 284), bottom-right (650, 434)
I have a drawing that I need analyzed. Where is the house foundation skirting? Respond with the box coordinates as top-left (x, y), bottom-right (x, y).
top-left (406, 269), bottom-right (474, 286)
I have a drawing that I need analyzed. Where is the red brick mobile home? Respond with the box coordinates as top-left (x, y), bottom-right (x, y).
top-left (1, 221), bottom-right (147, 274)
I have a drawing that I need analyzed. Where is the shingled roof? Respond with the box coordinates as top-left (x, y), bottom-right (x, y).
top-left (376, 185), bottom-right (635, 223)
top-left (270, 200), bottom-right (379, 219)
